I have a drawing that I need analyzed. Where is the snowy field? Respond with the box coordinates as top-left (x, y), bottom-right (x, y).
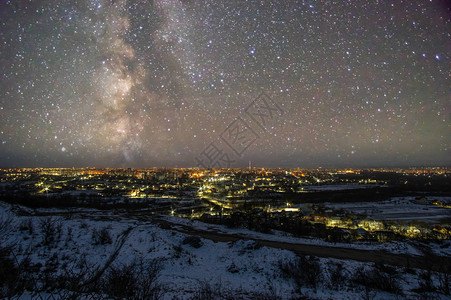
top-left (322, 196), bottom-right (451, 223)
top-left (0, 202), bottom-right (450, 299)
top-left (301, 184), bottom-right (384, 191)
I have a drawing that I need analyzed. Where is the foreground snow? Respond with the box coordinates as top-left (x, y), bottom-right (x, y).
top-left (0, 203), bottom-right (449, 299)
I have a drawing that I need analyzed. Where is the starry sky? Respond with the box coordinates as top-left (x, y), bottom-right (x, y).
top-left (0, 0), bottom-right (450, 168)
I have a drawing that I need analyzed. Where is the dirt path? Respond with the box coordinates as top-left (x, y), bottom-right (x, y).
top-left (152, 217), bottom-right (451, 273)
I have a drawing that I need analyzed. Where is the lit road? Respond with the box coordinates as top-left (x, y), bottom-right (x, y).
top-left (199, 192), bottom-right (232, 209)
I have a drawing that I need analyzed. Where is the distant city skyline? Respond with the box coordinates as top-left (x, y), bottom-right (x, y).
top-left (0, 0), bottom-right (449, 168)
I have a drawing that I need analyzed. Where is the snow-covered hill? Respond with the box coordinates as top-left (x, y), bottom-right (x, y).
top-left (0, 202), bottom-right (449, 299)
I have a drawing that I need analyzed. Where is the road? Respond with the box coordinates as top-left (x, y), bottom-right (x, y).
top-left (200, 193), bottom-right (232, 209)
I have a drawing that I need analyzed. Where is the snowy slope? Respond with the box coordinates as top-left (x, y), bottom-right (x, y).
top-left (0, 202), bottom-right (449, 299)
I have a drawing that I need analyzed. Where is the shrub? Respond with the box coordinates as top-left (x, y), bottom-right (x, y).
top-left (437, 270), bottom-right (450, 295)
top-left (328, 262), bottom-right (348, 290)
top-left (415, 268), bottom-right (450, 296)
top-left (104, 263), bottom-right (135, 298)
top-left (192, 280), bottom-right (227, 300)
top-left (102, 259), bottom-right (163, 299)
top-left (353, 263), bottom-right (402, 295)
top-left (244, 241), bottom-right (262, 251)
top-left (0, 246), bottom-right (20, 298)
top-left (58, 256), bottom-right (98, 294)
top-left (19, 218), bottom-right (33, 235)
top-left (0, 247), bottom-right (38, 297)
top-left (227, 262), bottom-right (239, 274)
top-left (40, 217), bottom-right (56, 246)
top-left (280, 255), bottom-right (322, 290)
top-left (0, 213), bottom-right (13, 238)
top-left (92, 227), bottom-right (112, 245)
top-left (182, 236), bottom-right (203, 248)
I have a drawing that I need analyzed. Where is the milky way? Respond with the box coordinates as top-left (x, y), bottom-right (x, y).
top-left (0, 0), bottom-right (450, 168)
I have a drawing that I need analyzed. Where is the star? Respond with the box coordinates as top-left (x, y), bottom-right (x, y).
top-left (0, 0), bottom-right (448, 168)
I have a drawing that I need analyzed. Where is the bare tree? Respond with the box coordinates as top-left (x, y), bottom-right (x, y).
top-left (40, 217), bottom-right (56, 246)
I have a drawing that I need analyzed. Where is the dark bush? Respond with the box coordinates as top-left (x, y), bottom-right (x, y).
top-left (102, 259), bottom-right (162, 299)
top-left (416, 270), bottom-right (434, 294)
top-left (92, 227), bottom-right (112, 245)
top-left (182, 236), bottom-right (203, 248)
top-left (437, 270), bottom-right (450, 295)
top-left (104, 263), bottom-right (135, 298)
top-left (192, 280), bottom-right (226, 300)
top-left (0, 246), bottom-right (20, 298)
top-left (227, 262), bottom-right (239, 274)
top-left (55, 256), bottom-right (99, 295)
top-left (280, 255), bottom-right (322, 290)
top-left (40, 217), bottom-right (56, 246)
top-left (244, 241), bottom-right (262, 251)
top-left (0, 213), bottom-right (13, 238)
top-left (328, 262), bottom-right (348, 290)
top-left (415, 268), bottom-right (450, 296)
top-left (19, 218), bottom-right (33, 235)
top-left (353, 263), bottom-right (402, 295)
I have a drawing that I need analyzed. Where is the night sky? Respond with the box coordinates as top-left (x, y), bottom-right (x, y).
top-left (0, 0), bottom-right (449, 168)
